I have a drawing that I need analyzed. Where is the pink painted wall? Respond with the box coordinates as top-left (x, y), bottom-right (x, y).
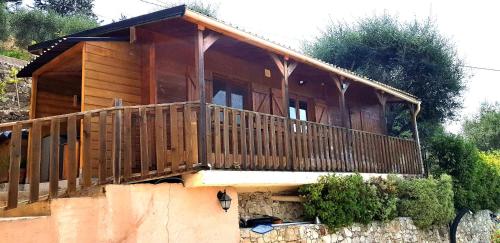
top-left (0, 184), bottom-right (240, 243)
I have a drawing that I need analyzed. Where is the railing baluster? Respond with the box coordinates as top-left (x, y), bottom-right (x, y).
top-left (49, 118), bottom-right (60, 198)
top-left (223, 108), bottom-right (230, 168)
top-left (186, 104), bottom-right (198, 169)
top-left (240, 111), bottom-right (247, 169)
top-left (255, 113), bottom-right (263, 170)
top-left (99, 111), bottom-right (108, 183)
top-left (29, 120), bottom-right (42, 203)
top-left (213, 106), bottom-right (222, 168)
top-left (67, 115), bottom-right (77, 194)
top-left (247, 112), bottom-right (255, 170)
top-left (276, 118), bottom-right (284, 170)
top-left (231, 110), bottom-right (239, 168)
top-left (7, 123), bottom-right (22, 209)
top-left (123, 109), bottom-right (132, 179)
top-left (269, 116), bottom-right (277, 169)
top-left (155, 107), bottom-right (165, 173)
top-left (81, 113), bottom-right (92, 187)
top-left (263, 116), bottom-right (270, 169)
top-left (170, 105), bottom-right (179, 173)
top-left (295, 120), bottom-right (302, 171)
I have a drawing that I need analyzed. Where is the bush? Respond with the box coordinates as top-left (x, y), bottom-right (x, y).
top-left (475, 151), bottom-right (500, 211)
top-left (428, 133), bottom-right (500, 211)
top-left (396, 174), bottom-right (455, 229)
top-left (0, 2), bottom-right (8, 42)
top-left (299, 174), bottom-right (382, 230)
top-left (427, 133), bottom-right (479, 210)
top-left (369, 176), bottom-right (398, 221)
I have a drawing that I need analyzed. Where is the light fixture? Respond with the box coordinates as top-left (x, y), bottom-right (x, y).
top-left (298, 80), bottom-right (306, 85)
top-left (217, 189), bottom-right (232, 212)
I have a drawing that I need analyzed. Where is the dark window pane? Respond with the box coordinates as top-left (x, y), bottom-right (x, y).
top-left (299, 101), bottom-right (307, 121)
top-left (213, 80), bottom-right (227, 106)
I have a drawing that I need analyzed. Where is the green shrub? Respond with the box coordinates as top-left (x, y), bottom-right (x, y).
top-left (369, 176), bottom-right (398, 221)
top-left (475, 151), bottom-right (500, 211)
top-left (299, 174), bottom-right (382, 230)
top-left (0, 2), bottom-right (8, 42)
top-left (0, 47), bottom-right (32, 60)
top-left (396, 174), bottom-right (455, 229)
top-left (427, 133), bottom-right (480, 210)
top-left (428, 133), bottom-right (500, 211)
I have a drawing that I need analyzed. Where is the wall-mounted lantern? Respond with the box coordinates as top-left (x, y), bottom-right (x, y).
top-left (217, 189), bottom-right (232, 212)
top-left (298, 80), bottom-right (307, 86)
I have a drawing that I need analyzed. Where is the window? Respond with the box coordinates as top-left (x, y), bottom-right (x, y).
top-left (289, 98), bottom-right (308, 121)
top-left (212, 80), bottom-right (246, 109)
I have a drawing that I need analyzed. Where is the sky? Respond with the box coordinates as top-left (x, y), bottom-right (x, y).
top-left (55, 0), bottom-right (500, 133)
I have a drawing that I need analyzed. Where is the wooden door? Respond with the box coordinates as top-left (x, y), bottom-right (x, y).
top-left (271, 88), bottom-right (284, 116)
top-left (314, 100), bottom-right (330, 124)
top-left (252, 85), bottom-right (270, 113)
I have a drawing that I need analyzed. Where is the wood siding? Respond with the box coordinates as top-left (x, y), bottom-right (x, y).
top-left (82, 41), bottom-right (143, 177)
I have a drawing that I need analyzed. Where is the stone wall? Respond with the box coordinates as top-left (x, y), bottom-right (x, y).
top-left (238, 192), bottom-right (304, 222)
top-left (240, 210), bottom-right (498, 243)
top-left (456, 210), bottom-right (497, 243)
top-left (0, 55), bottom-right (30, 123)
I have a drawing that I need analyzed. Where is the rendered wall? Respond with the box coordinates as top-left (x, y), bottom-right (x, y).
top-left (0, 184), bottom-right (239, 243)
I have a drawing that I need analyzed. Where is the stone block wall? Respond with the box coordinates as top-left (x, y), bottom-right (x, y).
top-left (240, 210), bottom-right (498, 243)
top-left (238, 192), bottom-right (304, 222)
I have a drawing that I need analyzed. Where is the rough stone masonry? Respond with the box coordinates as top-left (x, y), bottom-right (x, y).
top-left (0, 55), bottom-right (30, 123)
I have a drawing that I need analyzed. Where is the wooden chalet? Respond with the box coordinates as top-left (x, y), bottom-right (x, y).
top-left (1, 5), bottom-right (423, 209)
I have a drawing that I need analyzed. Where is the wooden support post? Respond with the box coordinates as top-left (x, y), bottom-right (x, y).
top-left (7, 123), bottom-right (22, 209)
top-left (269, 54), bottom-right (298, 170)
top-left (375, 91), bottom-right (388, 134)
top-left (112, 98), bottom-right (123, 184)
top-left (332, 76), bottom-right (350, 128)
top-left (195, 26), bottom-right (208, 167)
top-left (409, 104), bottom-right (424, 175)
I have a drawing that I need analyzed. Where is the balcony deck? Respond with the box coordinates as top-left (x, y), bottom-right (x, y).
top-left (0, 101), bottom-right (423, 210)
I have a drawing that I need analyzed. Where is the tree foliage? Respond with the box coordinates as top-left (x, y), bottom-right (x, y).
top-left (463, 102), bottom-right (500, 151)
top-left (8, 8), bottom-right (98, 47)
top-left (34, 0), bottom-right (96, 18)
top-left (0, 2), bottom-right (8, 41)
top-left (305, 15), bottom-right (466, 141)
top-left (428, 133), bottom-right (500, 211)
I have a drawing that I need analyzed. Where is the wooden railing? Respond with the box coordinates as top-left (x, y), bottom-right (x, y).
top-left (206, 104), bottom-right (423, 174)
top-left (1, 101), bottom-right (423, 210)
top-left (1, 101), bottom-right (199, 209)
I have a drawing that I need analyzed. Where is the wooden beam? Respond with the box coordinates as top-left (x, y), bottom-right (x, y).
top-left (287, 61), bottom-right (298, 77)
top-left (33, 42), bottom-right (84, 76)
top-left (29, 75), bottom-right (38, 119)
top-left (148, 43), bottom-right (157, 104)
top-left (269, 53), bottom-right (284, 75)
top-left (195, 28), bottom-right (208, 166)
top-left (112, 98), bottom-right (123, 184)
top-left (376, 91), bottom-right (388, 134)
top-left (130, 26), bottom-right (137, 43)
top-left (332, 75), bottom-right (350, 128)
top-left (203, 32), bottom-right (221, 52)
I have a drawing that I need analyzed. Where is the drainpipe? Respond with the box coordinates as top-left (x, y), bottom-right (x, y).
top-left (449, 208), bottom-right (472, 243)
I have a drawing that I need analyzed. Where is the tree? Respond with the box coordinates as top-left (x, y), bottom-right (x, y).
top-left (34, 0), bottom-right (96, 18)
top-left (8, 8), bottom-right (98, 47)
top-left (463, 102), bottom-right (500, 151)
top-left (0, 2), bottom-right (8, 41)
top-left (305, 15), bottom-right (466, 142)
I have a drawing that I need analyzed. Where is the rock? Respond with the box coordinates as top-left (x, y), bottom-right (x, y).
top-left (343, 228), bottom-right (353, 237)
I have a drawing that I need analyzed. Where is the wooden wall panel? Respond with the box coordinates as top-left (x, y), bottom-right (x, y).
top-left (82, 41), bottom-right (143, 177)
top-left (82, 41), bottom-right (142, 110)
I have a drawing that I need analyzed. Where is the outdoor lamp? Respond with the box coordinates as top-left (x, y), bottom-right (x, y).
top-left (217, 189), bottom-right (232, 212)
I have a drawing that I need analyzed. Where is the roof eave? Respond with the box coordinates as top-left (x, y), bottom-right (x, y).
top-left (183, 9), bottom-right (420, 104)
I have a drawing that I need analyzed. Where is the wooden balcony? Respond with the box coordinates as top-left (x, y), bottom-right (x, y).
top-left (0, 101), bottom-right (422, 210)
